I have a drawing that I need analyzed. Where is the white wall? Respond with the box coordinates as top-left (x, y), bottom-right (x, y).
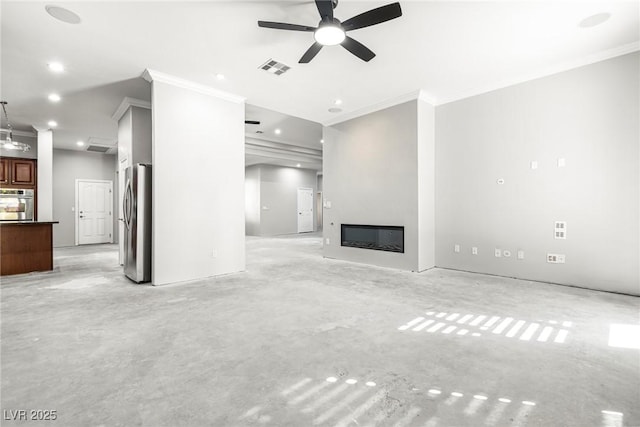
top-left (52, 149), bottom-right (117, 247)
top-left (417, 99), bottom-right (436, 271)
top-left (37, 130), bottom-right (53, 221)
top-left (435, 52), bottom-right (639, 295)
top-left (323, 100), bottom-right (432, 271)
top-left (245, 165), bottom-right (261, 236)
top-left (150, 76), bottom-right (245, 286)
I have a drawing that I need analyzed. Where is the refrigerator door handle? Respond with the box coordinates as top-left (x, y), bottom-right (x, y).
top-left (123, 179), bottom-right (132, 230)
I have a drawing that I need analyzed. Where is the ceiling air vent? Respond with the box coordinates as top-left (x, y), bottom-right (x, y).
top-left (259, 59), bottom-right (290, 76)
top-left (86, 145), bottom-right (111, 153)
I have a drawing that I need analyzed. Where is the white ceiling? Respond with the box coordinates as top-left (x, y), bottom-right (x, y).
top-left (1, 1), bottom-right (638, 159)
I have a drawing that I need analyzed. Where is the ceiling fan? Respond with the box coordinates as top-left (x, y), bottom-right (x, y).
top-left (258, 0), bottom-right (402, 63)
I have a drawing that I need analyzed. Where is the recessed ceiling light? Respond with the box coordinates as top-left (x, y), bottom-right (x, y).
top-left (320, 139), bottom-right (324, 143)
top-left (579, 12), bottom-right (611, 28)
top-left (48, 93), bottom-right (61, 102)
top-left (76, 141), bottom-right (84, 146)
top-left (328, 107), bottom-right (342, 113)
top-left (334, 99), bottom-right (343, 105)
top-left (215, 73), bottom-right (225, 80)
top-left (47, 62), bottom-right (65, 73)
top-left (47, 120), bottom-right (58, 127)
top-left (296, 163), bottom-right (301, 168)
top-left (45, 5), bottom-right (81, 24)
top-left (274, 128), bottom-right (281, 135)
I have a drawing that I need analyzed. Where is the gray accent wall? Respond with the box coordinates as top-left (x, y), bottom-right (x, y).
top-left (435, 52), bottom-right (639, 295)
top-left (323, 100), bottom-right (435, 271)
top-left (52, 149), bottom-right (117, 247)
top-left (245, 164), bottom-right (318, 236)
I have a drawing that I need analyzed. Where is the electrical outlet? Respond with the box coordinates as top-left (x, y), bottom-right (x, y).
top-left (554, 221), bottom-right (567, 239)
top-left (517, 250), bottom-right (525, 260)
top-left (530, 161), bottom-right (538, 170)
top-left (472, 247), bottom-right (478, 255)
top-left (547, 253), bottom-right (566, 264)
top-left (325, 238), bottom-right (330, 245)
top-left (454, 244), bottom-right (460, 253)
top-left (503, 250), bottom-right (511, 257)
top-left (495, 249), bottom-right (502, 258)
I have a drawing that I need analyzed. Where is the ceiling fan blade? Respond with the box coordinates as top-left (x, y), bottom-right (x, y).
top-left (341, 36), bottom-right (376, 62)
top-left (299, 42), bottom-right (323, 63)
top-left (258, 21), bottom-right (316, 31)
top-left (315, 0), bottom-right (334, 20)
top-left (341, 2), bottom-right (402, 31)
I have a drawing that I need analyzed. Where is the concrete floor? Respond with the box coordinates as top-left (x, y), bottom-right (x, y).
top-left (1, 234), bottom-right (638, 427)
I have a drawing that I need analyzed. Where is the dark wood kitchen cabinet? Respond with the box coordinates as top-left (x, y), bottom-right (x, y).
top-left (0, 157), bottom-right (36, 187)
top-left (0, 158), bottom-right (8, 185)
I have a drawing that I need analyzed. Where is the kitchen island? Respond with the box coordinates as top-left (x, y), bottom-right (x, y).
top-left (0, 221), bottom-right (58, 276)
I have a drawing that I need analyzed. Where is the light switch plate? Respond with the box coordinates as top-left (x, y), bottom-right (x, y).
top-left (517, 250), bottom-right (525, 260)
top-left (558, 158), bottom-right (566, 167)
top-left (495, 249), bottom-right (502, 258)
top-left (454, 244), bottom-right (460, 253)
top-left (472, 247), bottom-right (478, 255)
top-left (325, 238), bottom-right (330, 245)
top-left (531, 161), bottom-right (538, 170)
top-left (554, 221), bottom-right (567, 239)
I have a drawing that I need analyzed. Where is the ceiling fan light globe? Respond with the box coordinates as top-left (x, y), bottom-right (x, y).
top-left (314, 25), bottom-right (345, 46)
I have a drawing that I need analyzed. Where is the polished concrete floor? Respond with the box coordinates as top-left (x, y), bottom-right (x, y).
top-left (1, 234), bottom-right (639, 427)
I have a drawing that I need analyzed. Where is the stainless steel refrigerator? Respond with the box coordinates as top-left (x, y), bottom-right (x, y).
top-left (123, 164), bottom-right (152, 283)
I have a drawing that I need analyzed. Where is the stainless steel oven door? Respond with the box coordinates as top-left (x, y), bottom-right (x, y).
top-left (0, 189), bottom-right (34, 221)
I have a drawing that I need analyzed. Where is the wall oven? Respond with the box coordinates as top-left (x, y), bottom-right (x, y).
top-left (0, 188), bottom-right (35, 221)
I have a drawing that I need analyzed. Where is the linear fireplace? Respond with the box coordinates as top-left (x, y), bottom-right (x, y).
top-left (341, 224), bottom-right (404, 253)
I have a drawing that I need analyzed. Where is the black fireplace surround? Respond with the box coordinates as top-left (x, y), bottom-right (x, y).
top-left (341, 224), bottom-right (404, 253)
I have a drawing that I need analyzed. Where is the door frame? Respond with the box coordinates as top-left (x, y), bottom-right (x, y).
top-left (75, 179), bottom-right (114, 246)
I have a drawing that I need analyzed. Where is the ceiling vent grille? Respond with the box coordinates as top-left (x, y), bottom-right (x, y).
top-left (259, 59), bottom-right (290, 76)
top-left (86, 145), bottom-right (111, 153)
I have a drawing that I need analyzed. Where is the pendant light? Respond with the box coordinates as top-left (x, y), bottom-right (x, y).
top-left (1, 101), bottom-right (31, 152)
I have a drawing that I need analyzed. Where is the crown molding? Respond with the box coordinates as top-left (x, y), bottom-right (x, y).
top-left (111, 97), bottom-right (151, 122)
top-left (245, 135), bottom-right (322, 155)
top-left (142, 69), bottom-right (245, 104)
top-left (31, 127), bottom-right (51, 134)
top-left (322, 42), bottom-right (639, 123)
top-left (322, 89), bottom-right (436, 127)
top-left (437, 41), bottom-right (640, 106)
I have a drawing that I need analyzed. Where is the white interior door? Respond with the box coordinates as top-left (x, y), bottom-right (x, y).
top-left (297, 187), bottom-right (314, 233)
top-left (77, 180), bottom-right (113, 245)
